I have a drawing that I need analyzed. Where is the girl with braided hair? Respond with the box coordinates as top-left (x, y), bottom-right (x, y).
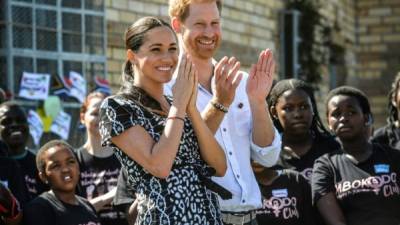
top-left (253, 79), bottom-right (339, 225)
top-left (266, 78), bottom-right (340, 181)
top-left (372, 72), bottom-right (400, 149)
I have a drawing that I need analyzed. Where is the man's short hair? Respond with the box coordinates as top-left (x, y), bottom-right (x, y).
top-left (168, 0), bottom-right (222, 22)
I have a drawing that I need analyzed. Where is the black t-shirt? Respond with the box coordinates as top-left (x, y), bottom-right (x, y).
top-left (0, 157), bottom-right (29, 205)
top-left (0, 140), bottom-right (8, 157)
top-left (23, 191), bottom-right (100, 225)
top-left (75, 146), bottom-right (127, 225)
top-left (12, 150), bottom-right (47, 201)
top-left (312, 144), bottom-right (400, 225)
top-left (113, 167), bottom-right (135, 213)
top-left (274, 135), bottom-right (340, 181)
top-left (372, 125), bottom-right (400, 150)
top-left (256, 170), bottom-right (316, 225)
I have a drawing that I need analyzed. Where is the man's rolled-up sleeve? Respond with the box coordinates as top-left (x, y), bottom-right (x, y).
top-left (250, 128), bottom-right (281, 167)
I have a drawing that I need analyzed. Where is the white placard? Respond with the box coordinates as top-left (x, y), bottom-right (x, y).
top-left (27, 110), bottom-right (43, 146)
top-left (50, 111), bottom-right (71, 140)
top-left (19, 72), bottom-right (50, 100)
top-left (68, 71), bottom-right (87, 103)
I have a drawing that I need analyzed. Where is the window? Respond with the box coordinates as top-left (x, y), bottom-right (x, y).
top-left (0, 0), bottom-right (6, 49)
top-left (0, 57), bottom-right (6, 88)
top-left (85, 0), bottom-right (104, 11)
top-left (36, 9), bottom-right (57, 51)
top-left (2, 0), bottom-right (106, 95)
top-left (1, 0), bottom-right (106, 147)
top-left (13, 57), bottom-right (33, 92)
top-left (12, 6), bottom-right (33, 48)
top-left (85, 15), bottom-right (104, 54)
top-left (62, 0), bottom-right (81, 9)
top-left (36, 0), bottom-right (56, 5)
top-left (62, 12), bottom-right (82, 52)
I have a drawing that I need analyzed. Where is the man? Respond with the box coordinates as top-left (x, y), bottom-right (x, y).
top-left (168, 0), bottom-right (281, 224)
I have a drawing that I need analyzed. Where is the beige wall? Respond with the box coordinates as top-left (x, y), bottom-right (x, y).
top-left (353, 0), bottom-right (400, 127)
top-left (319, 0), bottom-right (357, 81)
top-left (316, 0), bottom-right (357, 119)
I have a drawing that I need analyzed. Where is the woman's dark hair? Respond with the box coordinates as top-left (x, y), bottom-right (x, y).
top-left (385, 72), bottom-right (400, 146)
top-left (121, 17), bottom-right (176, 94)
top-left (325, 86), bottom-right (372, 120)
top-left (267, 78), bottom-right (330, 137)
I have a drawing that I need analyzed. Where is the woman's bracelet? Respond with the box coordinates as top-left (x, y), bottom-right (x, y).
top-left (210, 100), bottom-right (228, 113)
top-left (167, 116), bottom-right (185, 122)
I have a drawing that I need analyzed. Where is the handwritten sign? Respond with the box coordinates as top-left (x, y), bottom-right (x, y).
top-left (27, 110), bottom-right (43, 146)
top-left (50, 111), bottom-right (71, 140)
top-left (19, 72), bottom-right (50, 100)
top-left (68, 71), bottom-right (87, 103)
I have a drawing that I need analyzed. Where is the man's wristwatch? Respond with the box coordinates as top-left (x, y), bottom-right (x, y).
top-left (211, 100), bottom-right (228, 113)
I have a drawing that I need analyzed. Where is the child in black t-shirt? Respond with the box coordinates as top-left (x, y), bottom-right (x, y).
top-left (76, 91), bottom-right (127, 225)
top-left (0, 102), bottom-right (47, 201)
top-left (113, 168), bottom-right (137, 225)
top-left (0, 157), bottom-right (29, 207)
top-left (252, 162), bottom-right (316, 225)
top-left (0, 140), bottom-right (29, 207)
top-left (312, 86), bottom-right (400, 225)
top-left (23, 140), bottom-right (100, 225)
top-left (372, 72), bottom-right (400, 149)
top-left (267, 79), bottom-right (340, 181)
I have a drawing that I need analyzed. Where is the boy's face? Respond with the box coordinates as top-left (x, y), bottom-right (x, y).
top-left (0, 105), bottom-right (29, 150)
top-left (178, 1), bottom-right (221, 60)
top-left (41, 145), bottom-right (79, 194)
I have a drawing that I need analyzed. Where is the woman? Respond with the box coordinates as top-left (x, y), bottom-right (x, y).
top-left (76, 91), bottom-right (127, 225)
top-left (267, 79), bottom-right (340, 181)
top-left (312, 86), bottom-right (400, 225)
top-left (372, 72), bottom-right (400, 149)
top-left (23, 140), bottom-right (100, 225)
top-left (99, 17), bottom-right (226, 225)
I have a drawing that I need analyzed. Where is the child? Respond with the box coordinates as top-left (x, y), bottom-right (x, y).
top-left (0, 102), bottom-right (47, 201)
top-left (23, 140), bottom-right (100, 225)
top-left (312, 86), bottom-right (400, 225)
top-left (267, 79), bottom-right (340, 181)
top-left (253, 162), bottom-right (316, 225)
top-left (76, 91), bottom-right (126, 225)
